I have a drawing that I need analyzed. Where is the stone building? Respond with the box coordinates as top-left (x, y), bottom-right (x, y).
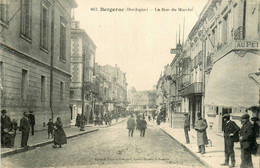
top-left (157, 0), bottom-right (260, 131)
top-left (0, 0), bottom-right (77, 130)
top-left (70, 19), bottom-right (96, 123)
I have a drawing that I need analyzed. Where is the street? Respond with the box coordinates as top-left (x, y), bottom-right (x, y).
top-left (2, 120), bottom-right (204, 168)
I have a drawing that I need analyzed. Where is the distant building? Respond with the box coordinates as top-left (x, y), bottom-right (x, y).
top-left (128, 88), bottom-right (157, 113)
top-left (0, 0), bottom-right (77, 129)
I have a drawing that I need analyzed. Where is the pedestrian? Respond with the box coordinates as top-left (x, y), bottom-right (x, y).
top-left (220, 114), bottom-right (240, 167)
top-left (127, 114), bottom-right (136, 137)
top-left (239, 114), bottom-right (254, 168)
top-left (194, 113), bottom-right (208, 154)
top-left (251, 117), bottom-right (259, 155)
top-left (139, 117), bottom-right (147, 137)
top-left (93, 114), bottom-right (97, 126)
top-left (75, 113), bottom-right (81, 128)
top-left (53, 117), bottom-right (67, 148)
top-left (28, 111), bottom-right (35, 136)
top-left (156, 114), bottom-right (161, 125)
top-left (19, 111), bottom-right (30, 148)
top-left (47, 119), bottom-right (54, 139)
top-left (1, 110), bottom-right (12, 147)
top-left (136, 115), bottom-right (141, 130)
top-left (148, 115), bottom-right (151, 121)
top-left (184, 113), bottom-right (190, 144)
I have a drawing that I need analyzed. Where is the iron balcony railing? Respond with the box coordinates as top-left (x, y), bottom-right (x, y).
top-left (181, 82), bottom-right (203, 96)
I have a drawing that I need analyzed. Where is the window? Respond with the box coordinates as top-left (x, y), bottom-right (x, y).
top-left (40, 4), bottom-right (49, 50)
top-left (41, 75), bottom-right (45, 101)
top-left (69, 90), bottom-right (74, 99)
top-left (60, 81), bottom-right (64, 101)
top-left (21, 0), bottom-right (32, 40)
top-left (21, 69), bottom-right (28, 100)
top-left (0, 62), bottom-right (3, 89)
top-left (0, 0), bottom-right (9, 25)
top-left (258, 5), bottom-right (260, 37)
top-left (60, 17), bottom-right (67, 62)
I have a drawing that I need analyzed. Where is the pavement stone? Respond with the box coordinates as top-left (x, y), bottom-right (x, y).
top-left (1, 118), bottom-right (125, 158)
top-left (159, 122), bottom-right (260, 168)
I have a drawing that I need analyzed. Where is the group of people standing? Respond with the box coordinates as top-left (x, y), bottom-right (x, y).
top-left (1, 109), bottom-right (67, 149)
top-left (184, 112), bottom-right (259, 168)
top-left (1, 110), bottom-right (34, 148)
top-left (127, 114), bottom-right (147, 137)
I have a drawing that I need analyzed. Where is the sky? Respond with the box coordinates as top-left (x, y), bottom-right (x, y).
top-left (74, 0), bottom-right (208, 91)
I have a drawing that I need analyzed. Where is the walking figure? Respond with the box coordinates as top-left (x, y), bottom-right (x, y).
top-left (127, 114), bottom-right (136, 137)
top-left (184, 113), bottom-right (190, 144)
top-left (53, 117), bottom-right (67, 148)
top-left (47, 119), bottom-right (54, 139)
top-left (194, 113), bottom-right (208, 154)
top-left (239, 114), bottom-right (254, 168)
top-left (220, 114), bottom-right (240, 167)
top-left (139, 117), bottom-right (147, 137)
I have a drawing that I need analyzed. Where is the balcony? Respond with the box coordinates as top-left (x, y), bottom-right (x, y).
top-left (181, 82), bottom-right (203, 96)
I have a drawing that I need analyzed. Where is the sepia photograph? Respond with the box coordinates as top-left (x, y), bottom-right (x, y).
top-left (0, 0), bottom-right (260, 167)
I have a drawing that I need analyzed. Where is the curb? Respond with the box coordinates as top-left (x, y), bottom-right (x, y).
top-left (1, 128), bottom-right (99, 158)
top-left (160, 127), bottom-right (210, 168)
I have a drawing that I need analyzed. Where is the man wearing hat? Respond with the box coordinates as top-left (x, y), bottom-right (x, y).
top-left (28, 111), bottom-right (35, 136)
top-left (1, 110), bottom-right (11, 147)
top-left (220, 114), bottom-right (240, 167)
top-left (19, 111), bottom-right (31, 147)
top-left (240, 114), bottom-right (254, 168)
top-left (194, 113), bottom-right (208, 154)
top-left (184, 113), bottom-right (190, 144)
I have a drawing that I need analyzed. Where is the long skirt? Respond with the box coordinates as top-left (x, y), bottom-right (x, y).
top-left (54, 128), bottom-right (67, 145)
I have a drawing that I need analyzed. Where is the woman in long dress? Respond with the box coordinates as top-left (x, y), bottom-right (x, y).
top-left (53, 117), bottom-right (67, 148)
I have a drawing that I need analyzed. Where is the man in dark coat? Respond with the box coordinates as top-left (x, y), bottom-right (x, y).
top-left (240, 114), bottom-right (254, 168)
top-left (184, 113), bottom-right (190, 144)
top-left (28, 111), bottom-right (35, 135)
top-left (139, 117), bottom-right (147, 137)
top-left (251, 117), bottom-right (259, 155)
top-left (19, 112), bottom-right (31, 147)
top-left (220, 114), bottom-right (240, 167)
top-left (1, 110), bottom-right (12, 147)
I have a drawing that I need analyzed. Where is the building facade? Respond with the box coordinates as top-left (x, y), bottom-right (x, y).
top-left (0, 0), bottom-right (77, 129)
top-left (70, 19), bottom-right (96, 123)
top-left (157, 0), bottom-right (260, 132)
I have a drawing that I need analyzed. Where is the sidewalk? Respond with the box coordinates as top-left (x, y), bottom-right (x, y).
top-left (159, 122), bottom-right (260, 168)
top-left (1, 117), bottom-right (126, 158)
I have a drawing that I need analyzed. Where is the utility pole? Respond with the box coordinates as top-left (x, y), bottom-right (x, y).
top-left (80, 47), bottom-right (86, 131)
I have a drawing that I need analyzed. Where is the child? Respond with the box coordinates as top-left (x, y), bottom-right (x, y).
top-left (47, 119), bottom-right (54, 139)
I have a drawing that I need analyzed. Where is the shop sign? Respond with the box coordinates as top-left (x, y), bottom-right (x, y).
top-left (170, 48), bottom-right (182, 54)
top-left (235, 41), bottom-right (259, 50)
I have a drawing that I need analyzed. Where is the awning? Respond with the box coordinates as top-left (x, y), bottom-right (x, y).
top-left (204, 51), bottom-right (260, 108)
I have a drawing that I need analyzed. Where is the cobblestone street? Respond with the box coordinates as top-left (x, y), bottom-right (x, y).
top-left (2, 120), bottom-right (204, 168)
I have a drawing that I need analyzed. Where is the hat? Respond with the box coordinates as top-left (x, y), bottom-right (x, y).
top-left (251, 117), bottom-right (259, 121)
top-left (222, 114), bottom-right (230, 118)
top-left (241, 114), bottom-right (250, 120)
top-left (1, 110), bottom-right (7, 114)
